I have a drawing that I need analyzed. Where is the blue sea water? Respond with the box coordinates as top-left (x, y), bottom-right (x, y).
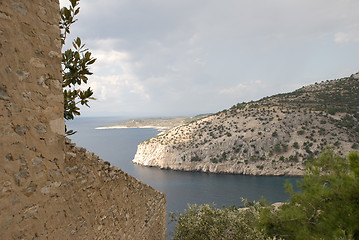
top-left (67, 117), bottom-right (301, 236)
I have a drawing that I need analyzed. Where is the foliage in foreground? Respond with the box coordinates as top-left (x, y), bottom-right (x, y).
top-left (259, 150), bottom-right (359, 239)
top-left (60, 0), bottom-right (96, 135)
top-left (170, 201), bottom-right (267, 240)
top-left (170, 150), bottom-right (359, 240)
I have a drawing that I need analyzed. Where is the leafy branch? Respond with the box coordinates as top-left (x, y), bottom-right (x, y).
top-left (60, 0), bottom-right (96, 135)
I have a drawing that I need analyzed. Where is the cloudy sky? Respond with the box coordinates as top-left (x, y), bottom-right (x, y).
top-left (60, 0), bottom-right (359, 118)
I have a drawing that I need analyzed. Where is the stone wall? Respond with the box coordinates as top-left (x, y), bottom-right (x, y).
top-left (0, 0), bottom-right (166, 239)
top-left (61, 139), bottom-right (166, 239)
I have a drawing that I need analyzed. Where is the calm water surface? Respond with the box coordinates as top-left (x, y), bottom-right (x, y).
top-left (67, 117), bottom-right (301, 235)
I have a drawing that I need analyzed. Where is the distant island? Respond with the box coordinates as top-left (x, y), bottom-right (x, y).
top-left (95, 114), bottom-right (210, 130)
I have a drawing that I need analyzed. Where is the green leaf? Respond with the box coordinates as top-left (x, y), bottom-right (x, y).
top-left (74, 7), bottom-right (80, 15)
top-left (75, 37), bottom-right (81, 47)
top-left (70, 0), bottom-right (77, 8)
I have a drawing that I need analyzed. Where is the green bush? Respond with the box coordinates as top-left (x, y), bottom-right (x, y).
top-left (210, 158), bottom-right (218, 163)
top-left (297, 130), bottom-right (305, 135)
top-left (327, 108), bottom-right (337, 115)
top-left (170, 203), bottom-right (267, 240)
top-left (289, 155), bottom-right (299, 162)
top-left (191, 155), bottom-right (202, 162)
top-left (259, 150), bottom-right (359, 239)
top-left (274, 144), bottom-right (281, 153)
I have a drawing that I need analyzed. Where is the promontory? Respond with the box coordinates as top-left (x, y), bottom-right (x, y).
top-left (133, 73), bottom-right (359, 176)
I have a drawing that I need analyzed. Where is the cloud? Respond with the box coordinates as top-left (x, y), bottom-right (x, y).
top-left (62, 0), bottom-right (359, 117)
top-left (88, 49), bottom-right (150, 102)
top-left (219, 80), bottom-right (272, 103)
top-left (220, 83), bottom-right (247, 95)
top-left (334, 31), bottom-right (359, 44)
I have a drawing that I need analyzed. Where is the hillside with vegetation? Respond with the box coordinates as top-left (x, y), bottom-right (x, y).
top-left (133, 73), bottom-right (359, 175)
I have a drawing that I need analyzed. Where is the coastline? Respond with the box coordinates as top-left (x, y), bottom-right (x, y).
top-left (95, 125), bottom-right (169, 131)
top-left (132, 158), bottom-right (304, 176)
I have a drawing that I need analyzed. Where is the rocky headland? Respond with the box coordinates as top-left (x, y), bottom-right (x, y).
top-left (96, 115), bottom-right (210, 130)
top-left (133, 73), bottom-right (359, 176)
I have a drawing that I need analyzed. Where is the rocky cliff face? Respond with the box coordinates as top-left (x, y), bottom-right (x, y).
top-left (133, 74), bottom-right (359, 176)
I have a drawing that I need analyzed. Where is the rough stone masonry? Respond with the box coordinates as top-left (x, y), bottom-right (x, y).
top-left (0, 0), bottom-right (166, 239)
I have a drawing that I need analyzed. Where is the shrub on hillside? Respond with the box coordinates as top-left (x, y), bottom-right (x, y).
top-left (259, 150), bottom-right (359, 239)
top-left (170, 202), bottom-right (267, 240)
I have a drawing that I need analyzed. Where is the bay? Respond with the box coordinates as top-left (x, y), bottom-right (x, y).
top-left (67, 117), bottom-right (301, 236)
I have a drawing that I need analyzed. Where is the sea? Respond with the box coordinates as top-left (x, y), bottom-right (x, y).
top-left (67, 116), bottom-right (301, 237)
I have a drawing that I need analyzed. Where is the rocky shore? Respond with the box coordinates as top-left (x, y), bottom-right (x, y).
top-left (133, 140), bottom-right (305, 176)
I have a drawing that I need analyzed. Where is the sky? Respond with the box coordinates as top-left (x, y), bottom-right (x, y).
top-left (60, 0), bottom-right (359, 118)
